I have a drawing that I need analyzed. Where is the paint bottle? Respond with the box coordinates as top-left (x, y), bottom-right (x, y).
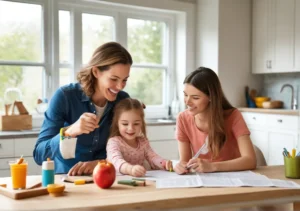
top-left (42, 158), bottom-right (54, 187)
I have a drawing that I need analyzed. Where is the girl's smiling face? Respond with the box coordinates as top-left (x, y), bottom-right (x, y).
top-left (118, 109), bottom-right (143, 143)
top-left (184, 83), bottom-right (210, 116)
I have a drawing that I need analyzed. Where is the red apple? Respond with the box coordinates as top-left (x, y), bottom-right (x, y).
top-left (93, 160), bottom-right (116, 189)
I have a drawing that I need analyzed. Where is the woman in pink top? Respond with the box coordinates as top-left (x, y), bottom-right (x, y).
top-left (174, 67), bottom-right (256, 174)
top-left (106, 98), bottom-right (173, 177)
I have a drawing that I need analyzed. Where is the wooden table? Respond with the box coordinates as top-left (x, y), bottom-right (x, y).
top-left (1, 166), bottom-right (300, 211)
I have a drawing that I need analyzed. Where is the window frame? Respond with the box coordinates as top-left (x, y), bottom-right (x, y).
top-left (0, 0), bottom-right (176, 119)
top-left (0, 0), bottom-right (51, 101)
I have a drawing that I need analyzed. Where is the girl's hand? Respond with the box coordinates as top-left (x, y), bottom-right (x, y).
top-left (187, 158), bottom-right (216, 173)
top-left (165, 160), bottom-right (173, 172)
top-left (65, 113), bottom-right (99, 137)
top-left (68, 160), bottom-right (98, 176)
top-left (174, 161), bottom-right (189, 175)
top-left (131, 165), bottom-right (146, 177)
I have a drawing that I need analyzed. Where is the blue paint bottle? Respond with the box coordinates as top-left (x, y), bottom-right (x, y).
top-left (42, 158), bottom-right (54, 187)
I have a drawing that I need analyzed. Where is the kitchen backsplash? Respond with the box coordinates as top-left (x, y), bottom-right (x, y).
top-left (261, 73), bottom-right (300, 110)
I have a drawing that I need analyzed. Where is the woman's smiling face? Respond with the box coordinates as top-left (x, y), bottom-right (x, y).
top-left (94, 63), bottom-right (130, 102)
top-left (183, 83), bottom-right (210, 116)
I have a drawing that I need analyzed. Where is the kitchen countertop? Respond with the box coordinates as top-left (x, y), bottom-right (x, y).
top-left (238, 107), bottom-right (300, 116)
top-left (0, 120), bottom-right (176, 139)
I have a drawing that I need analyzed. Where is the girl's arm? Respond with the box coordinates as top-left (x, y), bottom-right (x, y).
top-left (106, 138), bottom-right (146, 176)
top-left (212, 134), bottom-right (256, 172)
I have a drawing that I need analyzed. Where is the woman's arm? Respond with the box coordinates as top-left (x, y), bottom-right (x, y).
top-left (33, 88), bottom-right (67, 165)
top-left (188, 134), bottom-right (257, 172)
top-left (212, 134), bottom-right (257, 172)
top-left (174, 141), bottom-right (193, 174)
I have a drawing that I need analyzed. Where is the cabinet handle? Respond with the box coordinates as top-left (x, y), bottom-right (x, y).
top-left (0, 143), bottom-right (1, 148)
top-left (277, 119), bottom-right (282, 123)
top-left (266, 60), bottom-right (269, 69)
top-left (269, 60), bottom-right (272, 69)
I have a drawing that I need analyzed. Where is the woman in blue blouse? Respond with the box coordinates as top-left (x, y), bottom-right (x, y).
top-left (33, 42), bottom-right (132, 175)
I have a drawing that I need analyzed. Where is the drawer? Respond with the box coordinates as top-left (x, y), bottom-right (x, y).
top-left (0, 158), bottom-right (11, 170)
top-left (242, 112), bottom-right (267, 127)
top-left (0, 139), bottom-right (15, 158)
top-left (147, 125), bottom-right (176, 141)
top-left (0, 169), bottom-right (10, 177)
top-left (267, 115), bottom-right (298, 130)
top-left (15, 138), bottom-right (37, 157)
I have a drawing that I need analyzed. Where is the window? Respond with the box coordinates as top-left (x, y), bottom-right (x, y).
top-left (0, 0), bottom-right (176, 118)
top-left (0, 0), bottom-right (46, 114)
top-left (59, 10), bottom-right (71, 87)
top-left (125, 18), bottom-right (167, 106)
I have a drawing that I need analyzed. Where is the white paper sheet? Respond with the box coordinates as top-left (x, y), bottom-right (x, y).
top-left (154, 170), bottom-right (300, 189)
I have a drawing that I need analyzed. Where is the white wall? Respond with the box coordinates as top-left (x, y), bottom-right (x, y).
top-left (196, 0), bottom-right (263, 107)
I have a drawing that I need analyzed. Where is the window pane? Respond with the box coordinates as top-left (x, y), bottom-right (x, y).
top-left (60, 68), bottom-right (72, 87)
top-left (128, 18), bottom-right (165, 64)
top-left (0, 66), bottom-right (44, 114)
top-left (82, 13), bottom-right (114, 64)
top-left (0, 1), bottom-right (43, 62)
top-left (59, 10), bottom-right (71, 64)
top-left (124, 68), bottom-right (164, 105)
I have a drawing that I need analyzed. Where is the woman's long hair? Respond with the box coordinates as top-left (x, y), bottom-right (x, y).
top-left (77, 42), bottom-right (132, 97)
top-left (109, 98), bottom-right (147, 139)
top-left (184, 67), bottom-right (234, 158)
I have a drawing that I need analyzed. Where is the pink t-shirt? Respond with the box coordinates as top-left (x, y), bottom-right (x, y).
top-left (175, 109), bottom-right (250, 162)
top-left (106, 136), bottom-right (166, 172)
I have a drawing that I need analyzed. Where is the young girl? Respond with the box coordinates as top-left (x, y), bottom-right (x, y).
top-left (106, 98), bottom-right (173, 177)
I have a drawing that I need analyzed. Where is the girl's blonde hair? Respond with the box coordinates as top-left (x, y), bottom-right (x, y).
top-left (109, 98), bottom-right (147, 139)
top-left (184, 67), bottom-right (234, 158)
top-left (77, 42), bottom-right (133, 97)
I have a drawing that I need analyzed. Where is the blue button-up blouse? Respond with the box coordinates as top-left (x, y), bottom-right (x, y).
top-left (33, 83), bottom-right (129, 173)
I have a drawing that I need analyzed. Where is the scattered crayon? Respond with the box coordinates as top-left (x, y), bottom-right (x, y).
top-left (74, 179), bottom-right (86, 185)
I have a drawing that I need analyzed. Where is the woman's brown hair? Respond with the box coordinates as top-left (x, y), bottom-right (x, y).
top-left (77, 42), bottom-right (133, 97)
top-left (109, 98), bottom-right (147, 139)
top-left (184, 67), bottom-right (234, 158)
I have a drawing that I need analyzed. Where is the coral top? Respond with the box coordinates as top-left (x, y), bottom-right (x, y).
top-left (175, 109), bottom-right (250, 161)
top-left (106, 136), bottom-right (166, 172)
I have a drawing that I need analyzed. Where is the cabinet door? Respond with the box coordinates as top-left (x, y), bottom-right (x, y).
top-left (252, 0), bottom-right (270, 73)
top-left (149, 140), bottom-right (179, 160)
top-left (249, 128), bottom-right (269, 164)
top-left (26, 157), bottom-right (41, 175)
top-left (268, 131), bottom-right (297, 165)
top-left (269, 0), bottom-right (295, 72)
top-left (14, 138), bottom-right (37, 157)
top-left (295, 0), bottom-right (300, 70)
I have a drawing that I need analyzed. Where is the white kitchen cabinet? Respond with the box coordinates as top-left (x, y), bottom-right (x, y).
top-left (0, 137), bottom-right (41, 177)
top-left (146, 125), bottom-right (179, 160)
top-left (252, 0), bottom-right (299, 73)
top-left (296, 0), bottom-right (300, 70)
top-left (268, 131), bottom-right (297, 165)
top-left (249, 129), bottom-right (269, 164)
top-left (242, 112), bottom-right (299, 165)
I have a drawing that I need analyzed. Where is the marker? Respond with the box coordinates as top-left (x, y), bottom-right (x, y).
top-left (292, 148), bottom-right (296, 158)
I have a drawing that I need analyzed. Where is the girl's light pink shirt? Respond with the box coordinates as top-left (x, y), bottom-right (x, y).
top-left (106, 136), bottom-right (166, 172)
top-left (176, 109), bottom-right (250, 162)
